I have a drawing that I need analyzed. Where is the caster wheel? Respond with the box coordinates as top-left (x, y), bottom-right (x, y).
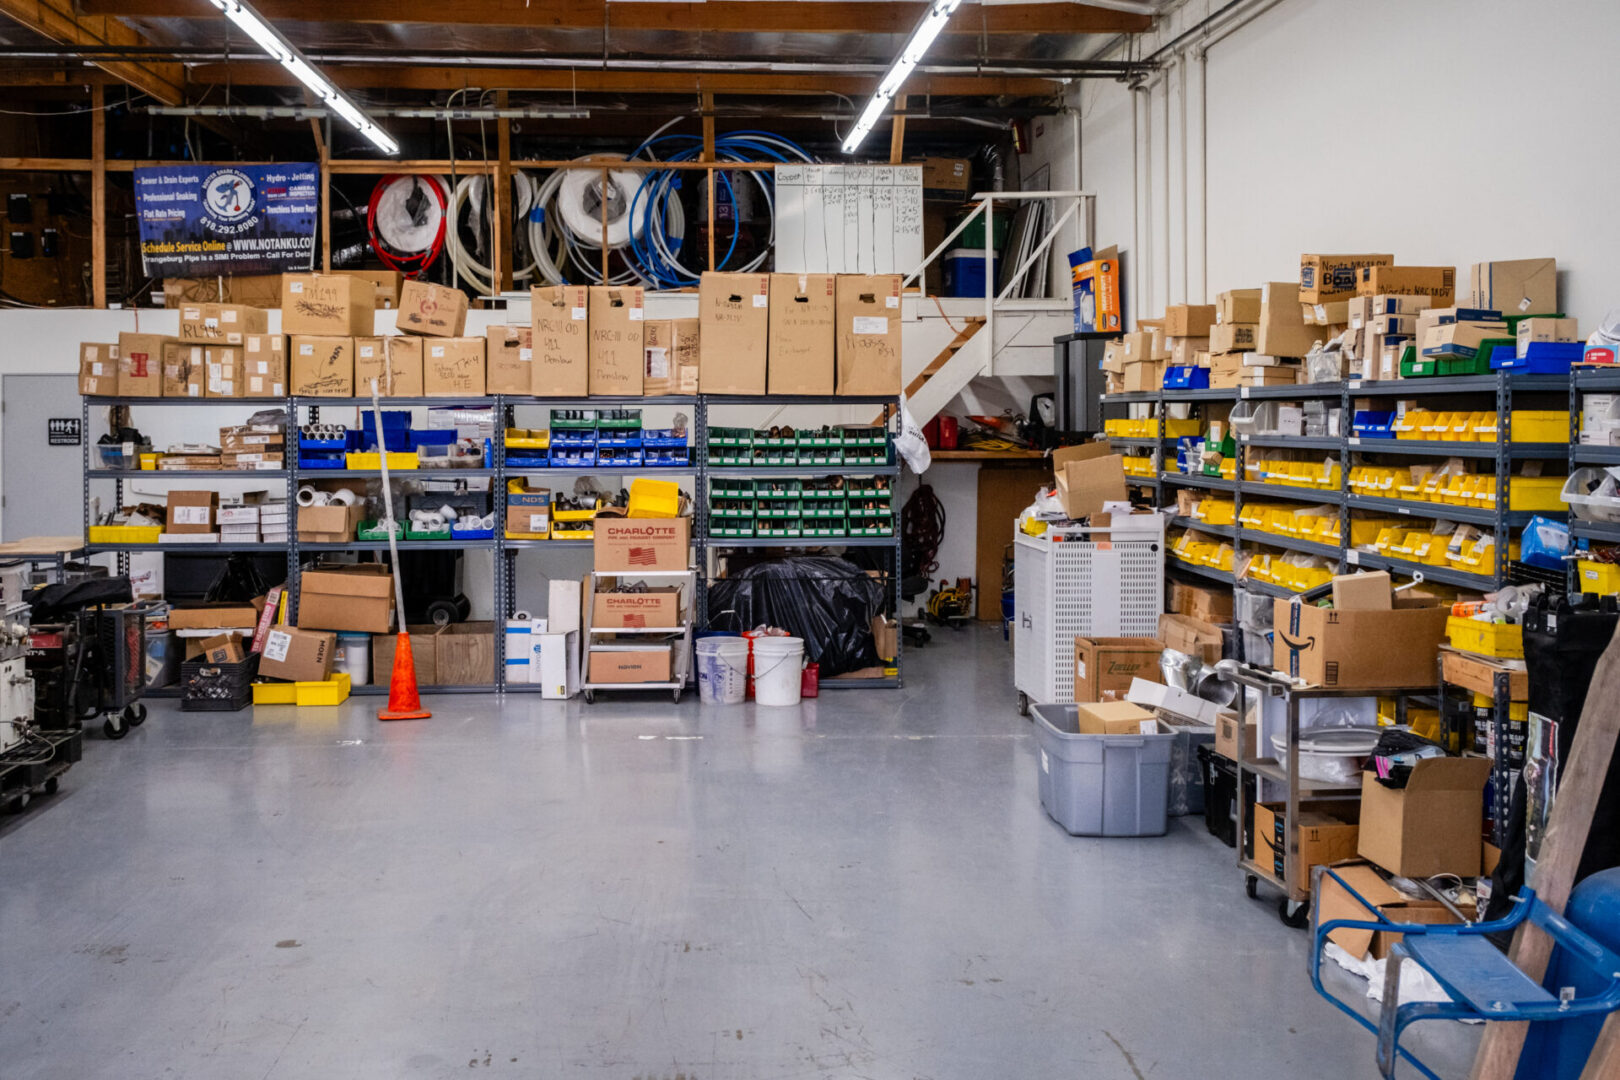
top-left (1017, 691), bottom-right (1030, 717)
top-left (1245, 874), bottom-right (1259, 900)
top-left (672, 689), bottom-right (682, 704)
top-left (125, 704), bottom-right (147, 727)
top-left (583, 690), bottom-right (595, 704)
top-left (44, 777), bottom-right (59, 796)
top-left (1278, 898), bottom-right (1310, 929)
top-left (103, 717), bottom-right (127, 740)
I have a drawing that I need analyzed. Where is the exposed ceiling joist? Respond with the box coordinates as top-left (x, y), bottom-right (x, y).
top-left (75, 0), bottom-right (1154, 35)
top-left (0, 0), bottom-right (185, 102)
top-left (183, 63), bottom-right (1063, 98)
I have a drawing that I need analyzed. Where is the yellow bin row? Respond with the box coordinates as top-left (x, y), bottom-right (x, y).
top-left (252, 671), bottom-right (353, 707)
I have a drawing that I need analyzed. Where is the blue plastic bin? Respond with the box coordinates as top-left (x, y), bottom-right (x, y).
top-left (942, 248), bottom-right (1000, 298)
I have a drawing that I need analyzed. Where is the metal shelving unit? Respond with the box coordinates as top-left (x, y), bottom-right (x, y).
top-left (84, 392), bottom-right (907, 696)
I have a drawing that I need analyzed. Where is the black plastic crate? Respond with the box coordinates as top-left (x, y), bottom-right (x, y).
top-left (180, 654), bottom-right (258, 712)
top-left (1198, 743), bottom-right (1238, 848)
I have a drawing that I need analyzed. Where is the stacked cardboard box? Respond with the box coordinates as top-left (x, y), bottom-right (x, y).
top-left (1163, 304), bottom-right (1214, 372)
top-left (1101, 328), bottom-right (1160, 393)
top-left (1208, 289), bottom-right (1260, 389)
top-left (78, 341), bottom-right (118, 396)
top-left (219, 423), bottom-right (285, 471)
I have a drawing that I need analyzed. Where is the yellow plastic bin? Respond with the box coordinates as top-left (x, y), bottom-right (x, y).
top-left (1578, 560), bottom-right (1620, 595)
top-left (295, 671), bottom-right (352, 706)
top-left (1446, 617), bottom-right (1524, 660)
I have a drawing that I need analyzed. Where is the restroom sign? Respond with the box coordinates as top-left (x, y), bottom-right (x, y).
top-left (47, 418), bottom-right (81, 446)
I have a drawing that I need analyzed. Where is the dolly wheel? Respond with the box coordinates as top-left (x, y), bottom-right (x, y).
top-left (1279, 898), bottom-right (1310, 929)
top-left (44, 777), bottom-right (59, 796)
top-left (125, 704), bottom-right (147, 727)
top-left (1245, 874), bottom-right (1259, 900)
top-left (1017, 691), bottom-right (1030, 717)
top-left (584, 689), bottom-right (595, 704)
top-left (103, 716), bottom-right (127, 740)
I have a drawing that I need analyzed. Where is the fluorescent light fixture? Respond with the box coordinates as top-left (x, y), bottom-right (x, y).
top-left (841, 0), bottom-right (962, 155)
top-left (208, 0), bottom-right (398, 154)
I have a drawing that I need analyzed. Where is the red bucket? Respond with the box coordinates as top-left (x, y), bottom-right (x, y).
top-left (800, 661), bottom-right (820, 698)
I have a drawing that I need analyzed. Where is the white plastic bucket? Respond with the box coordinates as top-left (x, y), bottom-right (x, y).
top-left (752, 636), bottom-right (805, 707)
top-left (696, 636), bottom-right (748, 704)
top-left (335, 632), bottom-right (372, 687)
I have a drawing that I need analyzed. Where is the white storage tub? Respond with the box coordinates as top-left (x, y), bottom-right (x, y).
top-left (1031, 704), bottom-right (1175, 837)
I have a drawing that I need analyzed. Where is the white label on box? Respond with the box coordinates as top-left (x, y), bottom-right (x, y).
top-left (886, 295), bottom-right (900, 308)
top-left (256, 360), bottom-right (269, 374)
top-left (571, 307), bottom-right (587, 320)
top-left (299, 344), bottom-right (314, 356)
top-left (1313, 304), bottom-right (1326, 322)
top-left (191, 346), bottom-right (203, 362)
top-left (1138, 719), bottom-right (1157, 735)
top-left (628, 308), bottom-right (644, 321)
top-left (751, 294), bottom-right (768, 308)
top-left (91, 362), bottom-right (105, 376)
top-left (527, 513), bottom-right (548, 532)
top-left (221, 381), bottom-right (233, 395)
top-left (359, 346), bottom-right (375, 358)
top-left (204, 317), bottom-right (220, 330)
top-left (247, 338), bottom-right (261, 353)
top-left (1074, 658), bottom-right (1086, 679)
top-left (263, 629), bottom-right (291, 663)
top-left (273, 383), bottom-right (283, 395)
top-left (852, 316), bottom-right (888, 335)
top-left (431, 346), bottom-right (445, 358)
top-left (183, 306), bottom-right (200, 319)
top-left (519, 348), bottom-right (533, 361)
top-left (1519, 296), bottom-right (1532, 311)
top-left (222, 309), bottom-right (237, 323)
top-left (249, 377), bottom-right (265, 392)
top-left (290, 281), bottom-right (304, 293)
top-left (189, 385), bottom-right (201, 397)
top-left (173, 506), bottom-right (210, 525)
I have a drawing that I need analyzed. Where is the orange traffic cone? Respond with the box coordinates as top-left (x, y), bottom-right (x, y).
top-left (378, 631), bottom-right (431, 721)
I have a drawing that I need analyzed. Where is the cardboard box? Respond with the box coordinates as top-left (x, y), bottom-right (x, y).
top-left (1169, 336), bottom-right (1209, 367)
top-left (1420, 320), bottom-right (1507, 359)
top-left (588, 286), bottom-right (646, 396)
top-left (1254, 802), bottom-right (1361, 894)
top-left (167, 599), bottom-right (264, 630)
top-left (592, 587), bottom-right (683, 629)
top-left (548, 579), bottom-right (583, 633)
top-left (1070, 246), bottom-right (1123, 334)
top-left (204, 346), bottom-right (245, 398)
top-left (768, 272), bottom-right (836, 395)
top-left (1158, 612), bottom-right (1222, 664)
top-left (396, 279), bottom-right (469, 338)
top-left (297, 504), bottom-right (363, 543)
top-left (531, 284), bottom-right (590, 397)
top-left (78, 343), bottom-right (119, 395)
top-left (921, 156), bottom-right (972, 201)
top-left (642, 318), bottom-right (699, 397)
top-left (1299, 253), bottom-right (1393, 303)
top-left (1209, 352), bottom-right (1244, 388)
top-left (1051, 443), bottom-right (1127, 520)
top-left (506, 481), bottom-right (551, 537)
top-left (836, 274), bottom-right (902, 396)
top-left (422, 337), bottom-right (486, 396)
top-left (257, 626), bottom-right (336, 683)
top-left (1164, 304), bottom-right (1216, 337)
top-left (373, 335), bottom-right (424, 397)
top-left (1140, 319), bottom-right (1171, 361)
top-left (698, 272), bottom-right (770, 395)
top-left (1170, 582), bottom-right (1234, 624)
top-left (872, 615), bottom-right (898, 662)
top-left (1217, 288), bottom-right (1262, 325)
top-left (1257, 282), bottom-right (1319, 357)
top-left (1272, 597), bottom-right (1450, 688)
top-left (1468, 258), bottom-right (1557, 316)
top-left (1215, 711), bottom-right (1254, 761)
top-left (1210, 323), bottom-right (1257, 353)
top-left (593, 517), bottom-right (690, 572)
top-left (372, 625), bottom-right (440, 686)
top-left (242, 333), bottom-right (287, 397)
top-left (484, 326), bottom-right (534, 394)
top-left (178, 303), bottom-right (269, 344)
top-left (1121, 361), bottom-right (1160, 393)
top-left (1332, 571), bottom-right (1392, 611)
top-left (589, 647), bottom-right (673, 684)
top-left (1356, 265), bottom-right (1456, 305)
top-left (163, 273), bottom-right (283, 310)
top-left (200, 633), bottom-right (245, 665)
top-left (163, 342), bottom-right (206, 398)
top-left (1072, 636), bottom-right (1163, 703)
top-left (290, 335), bottom-right (355, 396)
top-left (282, 273), bottom-right (376, 336)
top-left (1357, 757), bottom-right (1493, 878)
top-left (116, 332), bottom-right (168, 396)
top-left (534, 630), bottom-right (580, 698)
top-left (1516, 316), bottom-right (1578, 358)
top-left (337, 269), bottom-right (405, 309)
top-left (165, 490), bottom-right (217, 534)
top-left (436, 622), bottom-right (494, 685)
top-left (1316, 861), bottom-right (1462, 960)
top-left (297, 565), bottom-right (394, 634)
top-left (1073, 700), bottom-right (1158, 736)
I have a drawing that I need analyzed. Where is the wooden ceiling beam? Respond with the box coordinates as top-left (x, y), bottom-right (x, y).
top-left (0, 0), bottom-right (187, 103)
top-left (75, 0), bottom-right (1152, 35)
top-left (182, 64), bottom-right (1062, 98)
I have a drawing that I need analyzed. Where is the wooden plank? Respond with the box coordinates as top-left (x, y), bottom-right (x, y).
top-left (493, 90), bottom-right (513, 293)
top-left (889, 93), bottom-right (907, 165)
top-left (91, 85), bottom-right (106, 309)
top-left (0, 0), bottom-right (187, 103)
top-left (1468, 621), bottom-right (1620, 1079)
top-left (0, 157), bottom-right (93, 172)
top-left (181, 64), bottom-right (1062, 98)
top-left (1440, 647), bottom-right (1529, 700)
top-left (77, 0), bottom-right (1154, 35)
top-left (975, 461), bottom-right (1049, 620)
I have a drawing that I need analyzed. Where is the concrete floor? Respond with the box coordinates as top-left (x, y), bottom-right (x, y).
top-left (1, 625), bottom-right (1477, 1080)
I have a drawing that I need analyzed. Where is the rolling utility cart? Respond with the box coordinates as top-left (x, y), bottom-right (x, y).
top-left (581, 568), bottom-right (696, 704)
top-left (1012, 516), bottom-right (1166, 714)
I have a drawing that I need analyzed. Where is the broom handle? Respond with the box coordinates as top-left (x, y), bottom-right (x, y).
top-left (369, 380), bottom-right (409, 626)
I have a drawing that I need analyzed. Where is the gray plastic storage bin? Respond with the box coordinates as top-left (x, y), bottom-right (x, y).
top-left (1031, 703), bottom-right (1174, 837)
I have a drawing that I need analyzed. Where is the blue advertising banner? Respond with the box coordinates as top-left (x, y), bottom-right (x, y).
top-left (134, 163), bottom-right (318, 276)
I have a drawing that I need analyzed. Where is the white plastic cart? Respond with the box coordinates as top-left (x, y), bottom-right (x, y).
top-left (1012, 516), bottom-right (1166, 714)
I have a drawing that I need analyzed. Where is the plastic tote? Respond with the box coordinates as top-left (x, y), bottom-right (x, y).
top-left (334, 632), bottom-right (372, 687)
top-left (1031, 703), bottom-right (1174, 837)
top-left (695, 634), bottom-right (748, 705)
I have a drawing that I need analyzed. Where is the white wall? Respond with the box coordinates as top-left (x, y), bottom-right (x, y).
top-left (1078, 0), bottom-right (1620, 326)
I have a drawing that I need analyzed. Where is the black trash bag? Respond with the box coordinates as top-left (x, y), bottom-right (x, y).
top-left (31, 576), bottom-right (133, 619)
top-left (1486, 592), bottom-right (1620, 926)
top-left (707, 556), bottom-right (885, 677)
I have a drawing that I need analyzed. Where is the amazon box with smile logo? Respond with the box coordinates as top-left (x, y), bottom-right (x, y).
top-left (593, 518), bottom-right (691, 572)
top-left (1271, 595), bottom-right (1448, 688)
